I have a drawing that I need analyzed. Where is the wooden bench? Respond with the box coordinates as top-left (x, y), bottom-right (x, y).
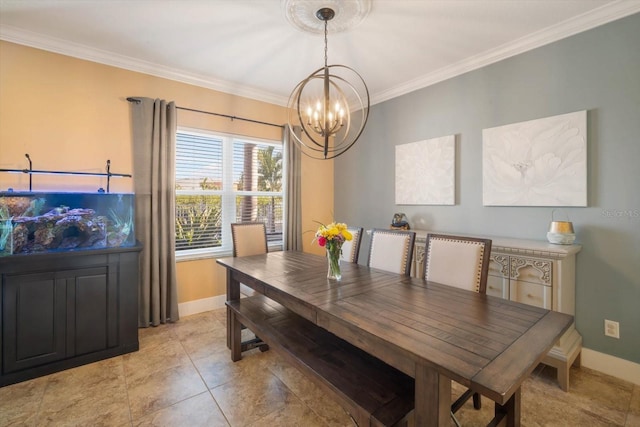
top-left (227, 295), bottom-right (415, 427)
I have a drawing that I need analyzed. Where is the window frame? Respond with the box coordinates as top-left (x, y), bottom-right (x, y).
top-left (174, 127), bottom-right (284, 261)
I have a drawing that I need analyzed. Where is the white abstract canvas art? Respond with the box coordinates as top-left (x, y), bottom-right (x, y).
top-left (483, 111), bottom-right (587, 206)
top-left (395, 135), bottom-right (455, 205)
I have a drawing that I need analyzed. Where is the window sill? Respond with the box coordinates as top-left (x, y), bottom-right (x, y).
top-left (175, 244), bottom-right (283, 263)
top-left (175, 250), bottom-right (232, 262)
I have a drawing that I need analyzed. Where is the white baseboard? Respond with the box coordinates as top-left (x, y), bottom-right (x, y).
top-left (176, 298), bottom-right (640, 386)
top-left (581, 348), bottom-right (640, 386)
top-left (178, 294), bottom-right (226, 317)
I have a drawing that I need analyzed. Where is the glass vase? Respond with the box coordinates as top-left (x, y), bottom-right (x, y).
top-left (326, 245), bottom-right (342, 281)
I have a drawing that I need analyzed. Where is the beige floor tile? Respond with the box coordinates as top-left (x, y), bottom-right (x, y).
top-left (138, 323), bottom-right (178, 349)
top-left (209, 363), bottom-right (296, 426)
top-left (191, 330), bottom-right (277, 388)
top-left (36, 358), bottom-right (130, 426)
top-left (193, 347), bottom-right (258, 390)
top-left (628, 415), bottom-right (640, 427)
top-left (522, 370), bottom-right (626, 426)
top-left (534, 366), bottom-right (633, 425)
top-left (36, 393), bottom-right (131, 427)
top-left (627, 386), bottom-right (640, 427)
top-left (132, 391), bottom-right (229, 427)
top-left (43, 357), bottom-right (125, 393)
top-left (248, 393), bottom-right (338, 427)
top-left (0, 376), bottom-right (48, 427)
top-left (172, 311), bottom-right (225, 342)
top-left (571, 366), bottom-right (634, 400)
top-left (179, 329), bottom-right (229, 362)
top-left (522, 385), bottom-right (621, 426)
top-left (123, 335), bottom-right (192, 382)
top-left (212, 308), bottom-right (228, 326)
top-left (127, 363), bottom-right (207, 421)
top-left (266, 356), bottom-right (353, 427)
top-left (178, 309), bottom-right (258, 363)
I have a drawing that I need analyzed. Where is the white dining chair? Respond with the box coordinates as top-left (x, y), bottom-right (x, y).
top-left (424, 233), bottom-right (492, 293)
top-left (340, 227), bottom-right (364, 264)
top-left (423, 233), bottom-right (492, 425)
top-left (231, 222), bottom-right (268, 257)
top-left (367, 229), bottom-right (416, 275)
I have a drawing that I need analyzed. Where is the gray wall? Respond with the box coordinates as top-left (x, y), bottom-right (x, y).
top-left (334, 13), bottom-right (640, 363)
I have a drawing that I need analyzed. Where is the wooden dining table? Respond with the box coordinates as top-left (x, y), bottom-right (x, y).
top-left (218, 251), bottom-right (574, 427)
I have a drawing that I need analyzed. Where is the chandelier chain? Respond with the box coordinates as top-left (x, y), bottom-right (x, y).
top-left (324, 19), bottom-right (328, 68)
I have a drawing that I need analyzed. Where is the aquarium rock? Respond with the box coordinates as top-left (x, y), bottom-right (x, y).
top-left (11, 208), bottom-right (109, 253)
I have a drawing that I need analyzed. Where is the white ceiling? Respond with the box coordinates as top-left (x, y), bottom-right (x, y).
top-left (1, 0), bottom-right (639, 106)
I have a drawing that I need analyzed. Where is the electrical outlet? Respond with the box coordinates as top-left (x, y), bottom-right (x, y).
top-left (604, 319), bottom-right (620, 339)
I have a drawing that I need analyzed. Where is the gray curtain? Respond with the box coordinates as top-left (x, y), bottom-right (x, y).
top-left (131, 97), bottom-right (179, 327)
top-left (284, 125), bottom-right (303, 251)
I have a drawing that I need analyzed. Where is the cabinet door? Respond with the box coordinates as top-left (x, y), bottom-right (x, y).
top-left (2, 272), bottom-right (67, 373)
top-left (2, 266), bottom-right (117, 374)
top-left (69, 266), bottom-right (117, 356)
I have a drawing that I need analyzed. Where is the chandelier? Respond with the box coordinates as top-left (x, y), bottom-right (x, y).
top-left (287, 7), bottom-right (370, 160)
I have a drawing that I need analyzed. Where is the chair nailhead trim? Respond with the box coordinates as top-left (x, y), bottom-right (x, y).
top-left (426, 237), bottom-right (486, 292)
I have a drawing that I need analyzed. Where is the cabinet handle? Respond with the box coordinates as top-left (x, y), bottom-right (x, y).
top-left (527, 293), bottom-right (535, 298)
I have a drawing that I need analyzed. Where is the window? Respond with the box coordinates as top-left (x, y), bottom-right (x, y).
top-left (175, 129), bottom-right (284, 258)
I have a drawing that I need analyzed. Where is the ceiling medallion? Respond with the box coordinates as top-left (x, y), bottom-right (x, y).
top-left (283, 0), bottom-right (371, 34)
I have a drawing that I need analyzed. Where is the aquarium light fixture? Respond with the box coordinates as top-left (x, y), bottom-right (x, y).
top-left (0, 155), bottom-right (131, 192)
top-left (1, 170), bottom-right (131, 176)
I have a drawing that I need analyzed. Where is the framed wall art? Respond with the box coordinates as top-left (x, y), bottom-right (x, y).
top-left (482, 110), bottom-right (587, 206)
top-left (395, 135), bottom-right (455, 205)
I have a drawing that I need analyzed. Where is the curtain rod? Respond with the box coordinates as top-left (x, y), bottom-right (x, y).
top-left (126, 97), bottom-right (283, 129)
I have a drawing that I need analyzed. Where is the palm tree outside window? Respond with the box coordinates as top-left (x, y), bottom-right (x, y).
top-left (175, 129), bottom-right (284, 258)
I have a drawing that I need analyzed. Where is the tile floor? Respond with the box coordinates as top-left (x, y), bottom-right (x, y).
top-left (1, 308), bottom-right (639, 426)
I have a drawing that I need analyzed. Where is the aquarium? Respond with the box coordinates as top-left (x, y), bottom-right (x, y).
top-left (0, 192), bottom-right (134, 256)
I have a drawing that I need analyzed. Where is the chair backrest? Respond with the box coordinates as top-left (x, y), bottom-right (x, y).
top-left (424, 234), bottom-right (492, 293)
top-left (340, 227), bottom-right (364, 263)
top-left (367, 229), bottom-right (416, 275)
top-left (231, 222), bottom-right (268, 257)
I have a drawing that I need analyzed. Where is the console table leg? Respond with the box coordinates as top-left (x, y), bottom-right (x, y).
top-left (557, 364), bottom-right (569, 392)
top-left (573, 352), bottom-right (581, 368)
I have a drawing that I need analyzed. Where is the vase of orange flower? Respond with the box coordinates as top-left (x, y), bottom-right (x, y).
top-left (315, 222), bottom-right (352, 281)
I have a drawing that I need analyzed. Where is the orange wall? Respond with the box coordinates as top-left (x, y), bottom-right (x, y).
top-left (0, 40), bottom-right (333, 304)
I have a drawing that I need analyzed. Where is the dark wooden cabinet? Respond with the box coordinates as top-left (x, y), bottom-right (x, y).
top-left (0, 244), bottom-right (142, 386)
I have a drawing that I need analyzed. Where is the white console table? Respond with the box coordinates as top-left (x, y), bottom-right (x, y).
top-left (411, 230), bottom-right (582, 391)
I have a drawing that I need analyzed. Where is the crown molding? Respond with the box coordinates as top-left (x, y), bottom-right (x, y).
top-left (0, 25), bottom-right (289, 107)
top-left (371, 1), bottom-right (640, 105)
top-left (2, 1), bottom-right (638, 107)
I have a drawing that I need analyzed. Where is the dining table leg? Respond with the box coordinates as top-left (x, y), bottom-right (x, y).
top-left (414, 364), bottom-right (451, 427)
top-left (229, 310), bottom-right (242, 362)
top-left (493, 387), bottom-right (521, 427)
top-left (226, 271), bottom-right (240, 350)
